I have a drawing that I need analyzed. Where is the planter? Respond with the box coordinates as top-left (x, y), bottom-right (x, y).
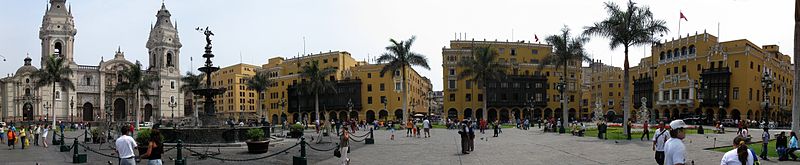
top-left (288, 131), bottom-right (303, 138)
top-left (246, 140), bottom-right (270, 154)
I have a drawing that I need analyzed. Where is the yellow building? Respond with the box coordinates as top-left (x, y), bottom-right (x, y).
top-left (210, 63), bottom-right (261, 121)
top-left (586, 61), bottom-right (625, 121)
top-left (442, 39), bottom-right (583, 122)
top-left (631, 32), bottom-right (794, 124)
top-left (258, 51), bottom-right (431, 124)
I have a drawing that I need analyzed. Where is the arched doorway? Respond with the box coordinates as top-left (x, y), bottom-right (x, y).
top-left (568, 108), bottom-right (576, 121)
top-left (319, 113), bottom-right (326, 121)
top-left (718, 109), bottom-right (727, 120)
top-left (379, 110), bottom-right (389, 121)
top-left (447, 108), bottom-right (458, 121)
top-left (339, 111), bottom-right (348, 121)
top-left (271, 114), bottom-right (278, 124)
top-left (730, 109), bottom-right (741, 121)
top-left (746, 110), bottom-right (752, 120)
top-left (280, 114), bottom-right (288, 124)
top-left (83, 102), bottom-right (94, 121)
top-left (488, 109), bottom-right (497, 122)
top-left (114, 98), bottom-right (126, 121)
top-left (144, 104), bottom-right (153, 122)
top-left (475, 109), bottom-right (483, 120)
top-left (605, 110), bottom-right (616, 122)
top-left (671, 109), bottom-right (680, 120)
top-left (499, 109), bottom-right (509, 123)
top-left (523, 109), bottom-right (531, 120)
top-left (292, 113), bottom-right (300, 123)
top-left (394, 109), bottom-right (403, 120)
top-left (544, 109), bottom-right (552, 119)
top-left (329, 112), bottom-right (338, 121)
top-left (366, 110), bottom-right (375, 123)
top-left (349, 111), bottom-right (359, 121)
top-left (555, 108), bottom-right (563, 120)
top-left (512, 108), bottom-right (520, 120)
top-left (23, 103), bottom-right (33, 121)
top-left (464, 108), bottom-right (473, 119)
top-left (533, 109), bottom-right (542, 120)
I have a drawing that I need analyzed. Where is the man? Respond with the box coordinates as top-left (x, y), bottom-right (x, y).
top-left (664, 120), bottom-right (688, 165)
top-left (761, 128), bottom-right (770, 160)
top-left (479, 119), bottom-right (486, 134)
top-left (467, 120), bottom-right (475, 152)
top-left (406, 120), bottom-right (413, 137)
top-left (33, 124), bottom-right (41, 146)
top-left (457, 120), bottom-right (469, 154)
top-left (115, 125), bottom-right (137, 165)
top-left (422, 118), bottom-right (431, 138)
top-left (652, 121), bottom-right (671, 165)
top-left (627, 119), bottom-right (633, 140)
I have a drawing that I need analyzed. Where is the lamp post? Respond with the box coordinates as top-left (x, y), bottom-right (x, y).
top-left (381, 97), bottom-right (388, 121)
top-left (279, 97), bottom-right (286, 136)
top-left (44, 102), bottom-right (51, 122)
top-left (760, 72), bottom-right (773, 128)
top-left (169, 97), bottom-right (177, 124)
top-left (347, 98), bottom-right (354, 117)
top-left (70, 97), bottom-right (74, 123)
top-left (556, 76), bottom-right (567, 134)
top-left (526, 96), bottom-right (535, 120)
top-left (693, 78), bottom-right (705, 122)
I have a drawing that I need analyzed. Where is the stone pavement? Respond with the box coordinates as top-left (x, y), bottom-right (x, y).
top-left (3, 127), bottom-right (799, 164)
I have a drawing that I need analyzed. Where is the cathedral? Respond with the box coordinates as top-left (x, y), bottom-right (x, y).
top-left (0, 0), bottom-right (184, 124)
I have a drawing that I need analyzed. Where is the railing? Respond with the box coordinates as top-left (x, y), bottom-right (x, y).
top-left (656, 99), bottom-right (694, 106)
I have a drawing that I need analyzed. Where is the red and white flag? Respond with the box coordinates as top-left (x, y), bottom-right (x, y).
top-left (680, 12), bottom-right (688, 21)
top-left (534, 34), bottom-right (539, 42)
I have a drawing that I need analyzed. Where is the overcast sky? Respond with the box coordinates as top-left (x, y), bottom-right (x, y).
top-left (0, 0), bottom-right (793, 90)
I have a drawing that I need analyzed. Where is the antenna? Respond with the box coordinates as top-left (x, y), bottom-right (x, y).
top-left (511, 28), bottom-right (514, 41)
top-left (239, 51), bottom-right (243, 64)
top-left (303, 36), bottom-right (306, 56)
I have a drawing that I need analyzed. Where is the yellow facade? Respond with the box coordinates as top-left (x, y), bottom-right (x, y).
top-left (586, 61), bottom-right (625, 120)
top-left (630, 32), bottom-right (794, 124)
top-left (258, 51), bottom-right (431, 124)
top-left (442, 40), bottom-right (583, 122)
top-left (210, 63), bottom-right (261, 121)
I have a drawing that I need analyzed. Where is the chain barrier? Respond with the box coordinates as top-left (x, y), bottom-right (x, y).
top-left (184, 143), bottom-right (300, 162)
top-left (350, 131), bottom-right (370, 138)
top-left (349, 136), bottom-right (366, 142)
top-left (52, 130), bottom-right (86, 139)
top-left (77, 142), bottom-right (122, 159)
top-left (306, 143), bottom-right (339, 152)
top-left (163, 146), bottom-right (178, 153)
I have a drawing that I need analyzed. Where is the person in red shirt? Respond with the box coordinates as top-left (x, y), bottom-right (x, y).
top-left (640, 121), bottom-right (650, 141)
top-left (480, 119), bottom-right (487, 134)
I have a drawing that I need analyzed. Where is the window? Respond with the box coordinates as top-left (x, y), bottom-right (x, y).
top-left (367, 73), bottom-right (372, 78)
top-left (535, 93), bottom-right (542, 101)
top-left (608, 92), bottom-right (613, 97)
top-left (608, 100), bottom-right (614, 106)
top-left (681, 89), bottom-right (689, 100)
top-left (55, 90), bottom-right (61, 100)
top-left (380, 83), bottom-right (386, 91)
top-left (367, 97), bottom-right (373, 104)
top-left (381, 96), bottom-right (387, 104)
top-left (734, 60), bottom-right (739, 68)
top-left (449, 68), bottom-right (455, 76)
top-left (733, 87), bottom-right (740, 100)
top-left (449, 94), bottom-right (455, 102)
top-left (697, 64), bottom-right (702, 71)
top-left (660, 52), bottom-right (665, 60)
top-left (682, 65), bottom-right (686, 73)
top-left (170, 80), bottom-right (176, 89)
top-left (498, 48), bottom-right (505, 54)
top-left (666, 68), bottom-right (670, 75)
top-left (466, 81), bottom-right (472, 89)
top-left (750, 61), bottom-right (754, 69)
top-left (395, 82), bottom-right (402, 91)
top-left (166, 53), bottom-right (174, 67)
top-left (609, 83), bottom-right (613, 88)
top-left (367, 84), bottom-right (373, 92)
top-left (673, 67), bottom-right (678, 74)
top-left (323, 59), bottom-right (328, 63)
top-left (448, 80), bottom-right (456, 89)
top-left (478, 94), bottom-right (483, 101)
top-left (531, 49), bottom-right (538, 54)
top-left (510, 48), bottom-right (516, 56)
top-left (664, 91), bottom-right (670, 100)
top-left (466, 94), bottom-right (472, 101)
top-left (332, 58), bottom-right (338, 62)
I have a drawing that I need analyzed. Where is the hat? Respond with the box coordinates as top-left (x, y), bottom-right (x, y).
top-left (669, 120), bottom-right (687, 129)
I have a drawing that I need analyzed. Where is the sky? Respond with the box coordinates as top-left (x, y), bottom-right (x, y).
top-left (0, 0), bottom-right (794, 91)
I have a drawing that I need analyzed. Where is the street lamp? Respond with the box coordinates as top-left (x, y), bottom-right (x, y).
top-left (44, 102), bottom-right (51, 122)
top-left (526, 96), bottom-right (536, 120)
top-left (760, 72), bottom-right (773, 127)
top-left (556, 76), bottom-right (567, 134)
top-left (169, 97), bottom-right (178, 124)
top-left (279, 97), bottom-right (286, 136)
top-left (381, 97), bottom-right (388, 121)
top-left (70, 97), bottom-right (74, 123)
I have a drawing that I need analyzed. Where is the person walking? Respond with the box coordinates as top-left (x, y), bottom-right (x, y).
top-left (115, 125), bottom-right (138, 165)
top-left (652, 121), bottom-right (671, 165)
top-left (19, 126), bottom-right (26, 149)
top-left (760, 128), bottom-right (770, 160)
top-left (41, 125), bottom-right (49, 148)
top-left (479, 119), bottom-right (486, 134)
top-left (405, 120), bottom-right (413, 137)
top-left (140, 129), bottom-right (163, 165)
top-left (627, 120), bottom-right (633, 140)
top-left (423, 118), bottom-right (431, 138)
top-left (33, 124), bottom-right (41, 146)
top-left (6, 128), bottom-right (15, 149)
top-left (788, 132), bottom-right (798, 161)
top-left (664, 120), bottom-right (688, 165)
top-left (492, 120), bottom-right (499, 137)
top-left (468, 120), bottom-right (475, 152)
top-left (0, 125), bottom-right (5, 144)
top-left (641, 121), bottom-right (650, 141)
top-left (720, 135), bottom-right (755, 165)
top-left (339, 126), bottom-right (350, 165)
top-left (777, 132), bottom-right (788, 161)
top-left (457, 120), bottom-right (469, 154)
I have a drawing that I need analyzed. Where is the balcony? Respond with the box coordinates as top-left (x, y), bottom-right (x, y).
top-left (656, 99), bottom-right (694, 106)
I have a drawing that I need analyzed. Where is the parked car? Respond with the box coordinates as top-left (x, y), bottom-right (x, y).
top-left (721, 119), bottom-right (736, 127)
top-left (0, 122), bottom-right (5, 127)
top-left (139, 122), bottom-right (153, 128)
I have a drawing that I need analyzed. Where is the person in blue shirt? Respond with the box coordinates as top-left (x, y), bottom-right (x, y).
top-left (788, 132), bottom-right (799, 161)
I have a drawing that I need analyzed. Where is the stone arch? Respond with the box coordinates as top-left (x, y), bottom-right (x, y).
top-left (292, 113), bottom-right (300, 123)
top-left (366, 110), bottom-right (375, 123)
top-left (349, 111), bottom-right (359, 121)
top-left (746, 110), bottom-right (752, 120)
top-left (339, 111), bottom-right (348, 121)
top-left (533, 108), bottom-right (542, 120)
top-left (568, 108), bottom-right (576, 121)
top-left (379, 110), bottom-right (389, 121)
top-left (499, 109), bottom-right (509, 123)
top-left (329, 111), bottom-right (338, 121)
top-left (114, 98), bottom-right (126, 121)
top-left (605, 110), bottom-right (616, 121)
top-left (523, 109), bottom-right (531, 120)
top-left (271, 114), bottom-right (279, 124)
top-left (730, 109), bottom-right (741, 120)
top-left (447, 108), bottom-right (458, 121)
top-left (476, 108), bottom-right (483, 120)
top-left (512, 108), bottom-right (520, 120)
top-left (488, 109), bottom-right (498, 122)
top-left (144, 104), bottom-right (153, 122)
top-left (280, 114), bottom-right (287, 123)
top-left (83, 102), bottom-right (94, 121)
top-left (464, 108), bottom-right (473, 119)
top-left (394, 109), bottom-right (403, 120)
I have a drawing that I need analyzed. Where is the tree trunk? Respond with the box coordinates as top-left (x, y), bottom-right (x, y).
top-left (562, 61), bottom-right (568, 129)
top-left (622, 46), bottom-right (631, 136)
top-left (315, 92), bottom-right (320, 127)
top-left (792, 0), bottom-right (800, 134)
top-left (483, 82), bottom-right (488, 122)
top-left (52, 82), bottom-right (57, 128)
top-left (135, 90), bottom-right (140, 131)
top-left (402, 65), bottom-right (409, 124)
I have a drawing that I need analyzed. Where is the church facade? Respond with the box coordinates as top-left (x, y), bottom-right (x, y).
top-left (0, 0), bottom-right (184, 124)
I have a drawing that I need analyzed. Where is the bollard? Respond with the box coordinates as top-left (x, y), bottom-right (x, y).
top-left (52, 131), bottom-right (61, 145)
top-left (60, 135), bottom-right (71, 152)
top-left (60, 129), bottom-right (66, 146)
top-left (72, 138), bottom-right (87, 163)
top-left (365, 128), bottom-right (374, 144)
top-left (175, 140), bottom-right (186, 165)
top-left (293, 137), bottom-right (307, 165)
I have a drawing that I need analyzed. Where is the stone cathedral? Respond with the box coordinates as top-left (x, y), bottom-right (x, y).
top-left (0, 0), bottom-right (184, 124)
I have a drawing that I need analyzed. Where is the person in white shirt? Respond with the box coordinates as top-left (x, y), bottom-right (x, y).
top-left (653, 121), bottom-right (671, 165)
top-left (720, 135), bottom-right (754, 165)
top-left (423, 118), bottom-right (431, 138)
top-left (115, 125), bottom-right (138, 165)
top-left (664, 120), bottom-right (688, 165)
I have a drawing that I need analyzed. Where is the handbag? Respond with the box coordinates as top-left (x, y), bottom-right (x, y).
top-left (334, 147), bottom-right (341, 158)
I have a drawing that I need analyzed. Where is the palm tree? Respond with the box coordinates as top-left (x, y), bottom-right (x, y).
top-left (542, 26), bottom-right (592, 132)
top-left (299, 60), bottom-right (337, 125)
top-left (583, 0), bottom-right (668, 136)
top-left (378, 36), bottom-right (430, 123)
top-left (457, 46), bottom-right (507, 122)
top-left (244, 70), bottom-right (272, 123)
top-left (32, 54), bottom-right (76, 128)
top-left (180, 71), bottom-right (204, 126)
top-left (115, 61), bottom-right (159, 130)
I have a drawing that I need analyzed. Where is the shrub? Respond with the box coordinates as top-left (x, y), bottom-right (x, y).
top-left (246, 128), bottom-right (266, 141)
top-left (135, 128), bottom-right (152, 145)
top-left (290, 123), bottom-right (304, 133)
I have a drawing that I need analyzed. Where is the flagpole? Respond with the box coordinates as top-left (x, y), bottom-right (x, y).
top-left (678, 16), bottom-right (681, 37)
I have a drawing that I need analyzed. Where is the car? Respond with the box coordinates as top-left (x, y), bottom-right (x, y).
top-left (721, 119), bottom-right (736, 127)
top-left (138, 122), bottom-right (153, 128)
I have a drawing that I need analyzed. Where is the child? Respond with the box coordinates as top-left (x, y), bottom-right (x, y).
top-left (389, 121), bottom-right (395, 140)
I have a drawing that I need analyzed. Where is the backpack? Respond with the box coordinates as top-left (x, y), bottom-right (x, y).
top-left (749, 148), bottom-right (760, 165)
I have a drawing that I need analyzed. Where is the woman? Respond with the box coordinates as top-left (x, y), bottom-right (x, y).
top-left (789, 132), bottom-right (799, 161)
top-left (41, 125), bottom-right (49, 148)
top-left (19, 126), bottom-right (27, 149)
top-left (140, 129), bottom-right (163, 165)
top-left (339, 126), bottom-right (350, 165)
top-left (720, 135), bottom-right (754, 165)
top-left (6, 128), bottom-right (14, 149)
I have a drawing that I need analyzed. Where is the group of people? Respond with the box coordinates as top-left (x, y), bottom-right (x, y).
top-left (2, 123), bottom-right (51, 149)
top-left (114, 124), bottom-right (164, 165)
top-left (650, 120), bottom-right (690, 165)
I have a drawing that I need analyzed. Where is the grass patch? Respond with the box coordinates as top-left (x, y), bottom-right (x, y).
top-left (582, 127), bottom-right (711, 140)
top-left (710, 140), bottom-right (778, 158)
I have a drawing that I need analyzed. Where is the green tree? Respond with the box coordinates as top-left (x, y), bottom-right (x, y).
top-left (542, 26), bottom-right (592, 131)
top-left (180, 71), bottom-right (204, 126)
top-left (378, 36), bottom-right (430, 123)
top-left (244, 71), bottom-right (272, 123)
top-left (299, 60), bottom-right (337, 124)
top-left (583, 0), bottom-right (668, 136)
top-left (32, 54), bottom-right (76, 128)
top-left (457, 46), bottom-right (507, 122)
top-left (115, 61), bottom-right (159, 130)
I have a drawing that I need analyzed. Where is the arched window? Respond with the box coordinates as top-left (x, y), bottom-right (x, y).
top-left (689, 45), bottom-right (696, 55)
top-left (55, 90), bottom-right (61, 100)
top-left (659, 52), bottom-right (665, 60)
top-left (166, 53), bottom-right (174, 67)
top-left (54, 42), bottom-right (63, 57)
top-left (85, 75), bottom-right (92, 86)
top-left (667, 50), bottom-right (672, 59)
top-left (681, 47), bottom-right (687, 56)
top-left (25, 88), bottom-right (31, 96)
top-left (674, 49), bottom-right (679, 57)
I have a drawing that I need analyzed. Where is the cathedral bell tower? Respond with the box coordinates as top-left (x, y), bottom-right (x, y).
top-left (146, 3), bottom-right (184, 120)
top-left (39, 0), bottom-right (77, 66)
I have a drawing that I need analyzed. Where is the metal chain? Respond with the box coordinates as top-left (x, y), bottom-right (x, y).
top-left (184, 143), bottom-right (300, 162)
top-left (77, 142), bottom-right (122, 159)
top-left (163, 146), bottom-right (178, 153)
top-left (349, 136), bottom-right (365, 142)
top-left (306, 143), bottom-right (339, 152)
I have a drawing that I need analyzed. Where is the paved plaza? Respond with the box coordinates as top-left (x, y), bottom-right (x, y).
top-left (2, 127), bottom-right (800, 165)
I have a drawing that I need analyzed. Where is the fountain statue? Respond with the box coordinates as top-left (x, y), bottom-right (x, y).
top-left (638, 97), bottom-right (650, 124)
top-left (193, 27), bottom-right (226, 127)
top-left (592, 98), bottom-right (604, 122)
